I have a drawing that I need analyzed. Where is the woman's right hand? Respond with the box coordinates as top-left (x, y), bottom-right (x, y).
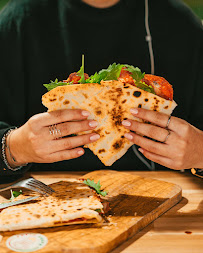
top-left (7, 109), bottom-right (100, 166)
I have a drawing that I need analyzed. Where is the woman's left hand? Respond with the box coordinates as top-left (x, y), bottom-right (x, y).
top-left (122, 108), bottom-right (203, 170)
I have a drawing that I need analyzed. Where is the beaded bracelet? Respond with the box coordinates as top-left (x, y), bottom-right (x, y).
top-left (1, 128), bottom-right (28, 171)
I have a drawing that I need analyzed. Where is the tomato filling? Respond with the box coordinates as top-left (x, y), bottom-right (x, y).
top-left (54, 217), bottom-right (87, 225)
top-left (118, 67), bottom-right (135, 86)
top-left (118, 68), bottom-right (173, 100)
top-left (64, 72), bottom-right (89, 84)
top-left (141, 74), bottom-right (173, 101)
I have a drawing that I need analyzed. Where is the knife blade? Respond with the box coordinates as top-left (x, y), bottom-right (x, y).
top-left (0, 196), bottom-right (39, 209)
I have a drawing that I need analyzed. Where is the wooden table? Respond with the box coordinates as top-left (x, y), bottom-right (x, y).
top-left (26, 170), bottom-right (203, 253)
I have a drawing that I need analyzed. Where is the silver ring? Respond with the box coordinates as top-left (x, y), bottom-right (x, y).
top-left (166, 115), bottom-right (171, 129)
top-left (49, 124), bottom-right (61, 140)
top-left (49, 125), bottom-right (53, 135)
top-left (163, 129), bottom-right (171, 143)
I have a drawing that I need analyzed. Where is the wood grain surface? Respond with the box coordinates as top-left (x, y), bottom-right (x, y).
top-left (0, 170), bottom-right (182, 253)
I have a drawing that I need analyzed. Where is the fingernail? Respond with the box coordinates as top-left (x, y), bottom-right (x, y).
top-left (90, 134), bottom-right (100, 141)
top-left (89, 121), bottom-right (98, 128)
top-left (122, 120), bottom-right (131, 127)
top-left (77, 149), bottom-right (84, 155)
top-left (124, 133), bottom-right (133, 140)
top-left (130, 108), bottom-right (138, 115)
top-left (138, 148), bottom-right (143, 154)
top-left (82, 110), bottom-right (90, 117)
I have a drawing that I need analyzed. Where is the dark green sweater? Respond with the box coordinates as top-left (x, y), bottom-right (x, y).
top-left (0, 0), bottom-right (202, 180)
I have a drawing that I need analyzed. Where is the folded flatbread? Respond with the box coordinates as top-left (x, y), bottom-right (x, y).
top-left (0, 179), bottom-right (104, 231)
top-left (42, 80), bottom-right (177, 166)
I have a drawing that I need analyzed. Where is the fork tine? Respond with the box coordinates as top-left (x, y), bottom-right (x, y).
top-left (29, 180), bottom-right (53, 195)
top-left (0, 178), bottom-right (53, 196)
top-left (29, 178), bottom-right (55, 193)
top-left (26, 182), bottom-right (51, 196)
top-left (24, 183), bottom-right (48, 196)
top-left (28, 179), bottom-right (54, 195)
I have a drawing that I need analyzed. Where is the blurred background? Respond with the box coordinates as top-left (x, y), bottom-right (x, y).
top-left (0, 0), bottom-right (203, 19)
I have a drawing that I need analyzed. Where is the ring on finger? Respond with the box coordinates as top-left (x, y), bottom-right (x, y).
top-left (165, 115), bottom-right (171, 129)
top-left (163, 129), bottom-right (171, 143)
top-left (49, 124), bottom-right (62, 140)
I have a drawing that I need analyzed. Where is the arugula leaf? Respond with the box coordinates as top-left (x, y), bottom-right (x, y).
top-left (77, 55), bottom-right (86, 84)
top-left (123, 64), bottom-right (145, 82)
top-left (136, 81), bottom-right (155, 94)
top-left (86, 63), bottom-right (124, 84)
top-left (85, 72), bottom-right (101, 83)
top-left (10, 190), bottom-right (22, 201)
top-left (100, 63), bottom-right (124, 81)
top-left (43, 78), bottom-right (67, 91)
top-left (83, 179), bottom-right (108, 197)
top-left (86, 63), bottom-right (143, 84)
top-left (122, 64), bottom-right (155, 93)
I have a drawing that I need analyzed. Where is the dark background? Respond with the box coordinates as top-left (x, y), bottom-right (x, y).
top-left (0, 0), bottom-right (203, 19)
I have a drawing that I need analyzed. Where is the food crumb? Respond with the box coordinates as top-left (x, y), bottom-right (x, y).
top-left (102, 222), bottom-right (110, 226)
top-left (103, 221), bottom-right (118, 227)
top-left (111, 222), bottom-right (117, 226)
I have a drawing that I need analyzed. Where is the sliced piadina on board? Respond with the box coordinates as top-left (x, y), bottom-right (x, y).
top-left (0, 179), bottom-right (107, 231)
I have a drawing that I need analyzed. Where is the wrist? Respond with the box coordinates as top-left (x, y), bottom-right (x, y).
top-left (9, 127), bottom-right (29, 165)
top-left (192, 128), bottom-right (203, 169)
top-left (5, 144), bottom-right (25, 168)
top-left (1, 128), bottom-right (28, 171)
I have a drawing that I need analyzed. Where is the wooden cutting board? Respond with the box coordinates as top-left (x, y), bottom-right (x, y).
top-left (0, 170), bottom-right (182, 253)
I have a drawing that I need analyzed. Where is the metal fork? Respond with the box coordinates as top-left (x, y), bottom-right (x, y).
top-left (0, 178), bottom-right (55, 196)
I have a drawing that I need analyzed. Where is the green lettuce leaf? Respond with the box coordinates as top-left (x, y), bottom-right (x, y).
top-left (100, 63), bottom-right (124, 81)
top-left (85, 72), bottom-right (102, 83)
top-left (83, 179), bottom-right (108, 197)
top-left (77, 55), bottom-right (86, 84)
top-left (10, 190), bottom-right (22, 201)
top-left (43, 78), bottom-right (67, 91)
top-left (86, 63), bottom-right (124, 84)
top-left (123, 64), bottom-right (145, 82)
top-left (136, 81), bottom-right (155, 94)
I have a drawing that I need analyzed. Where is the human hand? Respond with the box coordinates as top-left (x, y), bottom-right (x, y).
top-left (8, 109), bottom-right (100, 166)
top-left (122, 108), bottom-right (203, 170)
